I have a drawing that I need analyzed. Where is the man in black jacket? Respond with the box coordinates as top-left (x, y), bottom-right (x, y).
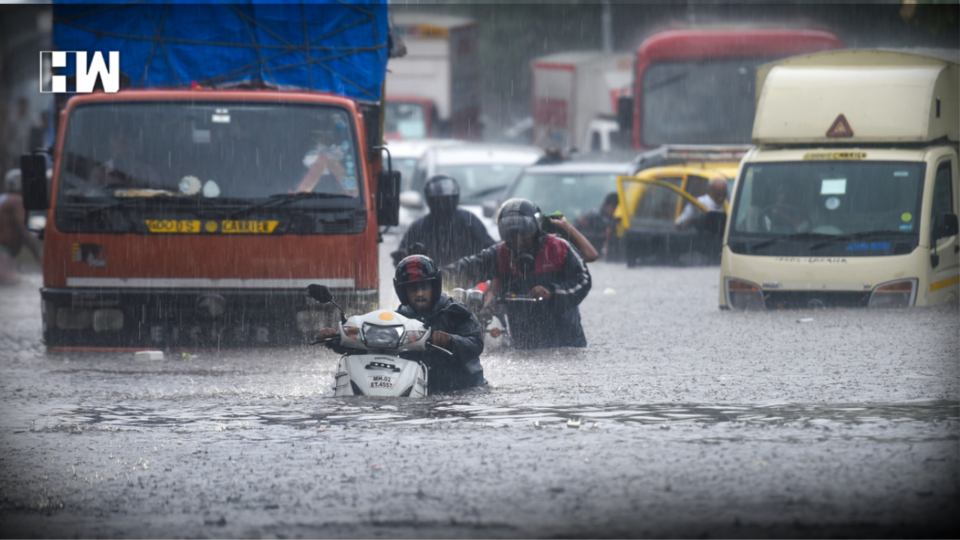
top-left (318, 255), bottom-right (485, 393)
top-left (443, 198), bottom-right (592, 349)
top-left (392, 175), bottom-right (495, 267)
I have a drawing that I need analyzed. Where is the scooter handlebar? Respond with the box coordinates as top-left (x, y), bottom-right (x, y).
top-left (311, 333), bottom-right (341, 346)
top-left (427, 342), bottom-right (454, 356)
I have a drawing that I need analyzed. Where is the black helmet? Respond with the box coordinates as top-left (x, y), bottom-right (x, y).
top-left (423, 175), bottom-right (460, 216)
top-left (496, 198), bottom-right (543, 243)
top-left (394, 255), bottom-right (442, 305)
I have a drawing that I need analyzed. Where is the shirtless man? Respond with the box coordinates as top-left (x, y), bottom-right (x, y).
top-left (0, 169), bottom-right (43, 284)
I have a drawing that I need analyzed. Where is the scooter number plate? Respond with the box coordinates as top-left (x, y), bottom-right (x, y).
top-left (369, 375), bottom-right (394, 389)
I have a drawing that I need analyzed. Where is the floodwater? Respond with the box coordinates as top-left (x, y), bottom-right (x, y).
top-left (0, 238), bottom-right (957, 538)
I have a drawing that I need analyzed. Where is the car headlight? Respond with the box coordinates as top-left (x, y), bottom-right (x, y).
top-left (400, 330), bottom-right (425, 346)
top-left (725, 278), bottom-right (765, 310)
top-left (362, 324), bottom-right (402, 349)
top-left (868, 279), bottom-right (917, 308)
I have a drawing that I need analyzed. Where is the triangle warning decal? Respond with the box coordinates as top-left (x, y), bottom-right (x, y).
top-left (826, 114), bottom-right (854, 138)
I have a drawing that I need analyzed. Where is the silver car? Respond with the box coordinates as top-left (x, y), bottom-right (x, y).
top-left (401, 143), bottom-right (544, 239)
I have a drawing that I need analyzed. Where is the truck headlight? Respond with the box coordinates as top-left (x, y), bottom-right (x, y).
top-left (56, 308), bottom-right (91, 329)
top-left (362, 324), bottom-right (402, 349)
top-left (725, 278), bottom-right (765, 310)
top-left (92, 309), bottom-right (124, 332)
top-left (868, 279), bottom-right (917, 308)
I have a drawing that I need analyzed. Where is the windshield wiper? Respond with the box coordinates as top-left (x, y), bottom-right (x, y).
top-left (466, 185), bottom-right (507, 202)
top-left (748, 232), bottom-right (831, 252)
top-left (226, 192), bottom-right (353, 220)
top-left (808, 230), bottom-right (911, 251)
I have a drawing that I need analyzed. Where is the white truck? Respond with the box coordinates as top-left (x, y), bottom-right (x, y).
top-left (531, 51), bottom-right (632, 152)
top-left (385, 13), bottom-right (480, 140)
top-left (719, 49), bottom-right (959, 309)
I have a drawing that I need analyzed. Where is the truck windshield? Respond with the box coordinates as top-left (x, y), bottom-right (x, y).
top-left (385, 102), bottom-right (426, 139)
top-left (641, 58), bottom-right (771, 147)
top-left (729, 161), bottom-right (926, 257)
top-left (58, 102), bottom-right (363, 203)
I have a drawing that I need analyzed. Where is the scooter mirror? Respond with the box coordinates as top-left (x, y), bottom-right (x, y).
top-left (466, 290), bottom-right (484, 310)
top-left (307, 284), bottom-right (333, 303)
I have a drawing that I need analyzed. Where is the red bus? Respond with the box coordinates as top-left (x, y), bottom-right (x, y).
top-left (626, 27), bottom-right (844, 149)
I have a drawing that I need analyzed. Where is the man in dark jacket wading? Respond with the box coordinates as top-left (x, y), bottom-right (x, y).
top-left (392, 175), bottom-right (495, 267)
top-left (443, 198), bottom-right (592, 349)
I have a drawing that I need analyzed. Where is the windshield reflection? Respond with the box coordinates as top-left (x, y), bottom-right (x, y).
top-left (435, 164), bottom-right (525, 205)
top-left (59, 102), bottom-right (363, 203)
top-left (511, 173), bottom-right (619, 220)
top-left (730, 161), bottom-right (925, 256)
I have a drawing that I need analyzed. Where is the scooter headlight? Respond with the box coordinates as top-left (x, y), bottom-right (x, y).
top-left (362, 324), bottom-right (403, 349)
top-left (400, 330), bottom-right (425, 346)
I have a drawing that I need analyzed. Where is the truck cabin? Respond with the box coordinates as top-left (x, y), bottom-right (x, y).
top-left (721, 49), bottom-right (959, 309)
top-left (621, 27), bottom-right (844, 150)
top-left (385, 96), bottom-right (438, 140)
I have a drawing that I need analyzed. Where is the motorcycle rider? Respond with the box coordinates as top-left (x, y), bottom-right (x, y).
top-left (316, 254), bottom-right (485, 393)
top-left (443, 198), bottom-right (592, 349)
top-left (391, 175), bottom-right (495, 266)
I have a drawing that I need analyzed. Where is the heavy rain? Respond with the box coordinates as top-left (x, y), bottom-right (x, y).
top-left (1, 1), bottom-right (958, 538)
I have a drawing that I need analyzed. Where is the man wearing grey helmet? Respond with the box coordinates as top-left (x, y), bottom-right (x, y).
top-left (442, 198), bottom-right (591, 349)
top-left (392, 174), bottom-right (495, 267)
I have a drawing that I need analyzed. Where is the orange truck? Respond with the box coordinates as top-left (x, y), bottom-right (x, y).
top-left (20, 2), bottom-right (400, 349)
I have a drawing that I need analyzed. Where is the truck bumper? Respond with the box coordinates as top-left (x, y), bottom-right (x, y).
top-left (41, 287), bottom-right (378, 349)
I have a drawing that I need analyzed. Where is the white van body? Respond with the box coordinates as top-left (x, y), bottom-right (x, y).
top-left (720, 49), bottom-right (959, 309)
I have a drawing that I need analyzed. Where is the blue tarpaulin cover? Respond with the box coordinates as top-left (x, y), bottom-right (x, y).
top-left (53, 0), bottom-right (388, 101)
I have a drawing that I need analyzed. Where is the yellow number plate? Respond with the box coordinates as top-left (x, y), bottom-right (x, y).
top-left (144, 220), bottom-right (201, 233)
top-left (220, 220), bottom-right (279, 234)
top-left (144, 220), bottom-right (279, 234)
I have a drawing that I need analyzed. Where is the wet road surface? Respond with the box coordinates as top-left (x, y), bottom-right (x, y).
top-left (0, 239), bottom-right (957, 538)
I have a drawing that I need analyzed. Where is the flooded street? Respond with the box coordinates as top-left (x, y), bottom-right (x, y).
top-left (0, 239), bottom-right (957, 538)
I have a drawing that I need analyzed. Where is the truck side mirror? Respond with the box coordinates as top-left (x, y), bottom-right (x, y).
top-left (374, 146), bottom-right (401, 227)
top-left (617, 96), bottom-right (633, 134)
top-left (701, 210), bottom-right (727, 235)
top-left (377, 169), bottom-right (401, 227)
top-left (932, 213), bottom-right (959, 243)
top-left (20, 153), bottom-right (48, 212)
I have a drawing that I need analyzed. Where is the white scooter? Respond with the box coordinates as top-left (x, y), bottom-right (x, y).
top-left (307, 284), bottom-right (453, 397)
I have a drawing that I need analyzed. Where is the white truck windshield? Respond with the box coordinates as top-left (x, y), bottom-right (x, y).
top-left (729, 161), bottom-right (926, 257)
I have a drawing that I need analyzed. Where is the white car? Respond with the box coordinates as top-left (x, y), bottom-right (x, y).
top-left (403, 143), bottom-right (544, 239)
top-left (384, 138), bottom-right (465, 232)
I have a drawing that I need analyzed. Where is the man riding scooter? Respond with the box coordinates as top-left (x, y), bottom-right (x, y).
top-left (443, 198), bottom-right (592, 349)
top-left (317, 255), bottom-right (485, 393)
